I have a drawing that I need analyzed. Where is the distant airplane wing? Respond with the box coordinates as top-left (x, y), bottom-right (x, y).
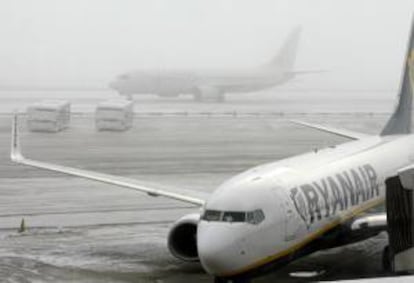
top-left (10, 114), bottom-right (207, 206)
top-left (289, 120), bottom-right (372, 140)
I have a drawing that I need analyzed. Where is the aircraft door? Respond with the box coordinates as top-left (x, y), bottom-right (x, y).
top-left (270, 185), bottom-right (299, 242)
top-left (281, 188), bottom-right (302, 242)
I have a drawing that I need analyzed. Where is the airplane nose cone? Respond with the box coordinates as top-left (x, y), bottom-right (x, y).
top-left (197, 223), bottom-right (247, 276)
top-left (198, 233), bottom-right (227, 274)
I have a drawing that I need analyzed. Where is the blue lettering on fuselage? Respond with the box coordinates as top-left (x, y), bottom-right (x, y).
top-left (289, 164), bottom-right (379, 228)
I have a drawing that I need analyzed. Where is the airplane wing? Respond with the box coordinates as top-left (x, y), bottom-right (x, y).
top-left (10, 114), bottom-right (207, 206)
top-left (346, 163), bottom-right (414, 242)
top-left (289, 120), bottom-right (372, 140)
top-left (350, 213), bottom-right (387, 232)
top-left (397, 164), bottom-right (414, 189)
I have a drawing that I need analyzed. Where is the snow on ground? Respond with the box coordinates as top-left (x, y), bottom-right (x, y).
top-left (0, 91), bottom-right (396, 282)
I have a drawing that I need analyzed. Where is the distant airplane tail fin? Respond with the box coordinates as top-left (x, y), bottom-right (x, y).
top-left (265, 27), bottom-right (302, 71)
top-left (381, 17), bottom-right (414, 136)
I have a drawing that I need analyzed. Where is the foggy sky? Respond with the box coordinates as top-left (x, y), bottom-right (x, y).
top-left (0, 0), bottom-right (413, 90)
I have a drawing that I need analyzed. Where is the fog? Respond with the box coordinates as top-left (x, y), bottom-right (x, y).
top-left (0, 0), bottom-right (413, 91)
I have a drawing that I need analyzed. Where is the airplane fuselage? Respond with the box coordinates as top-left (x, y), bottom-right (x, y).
top-left (198, 134), bottom-right (413, 278)
top-left (109, 67), bottom-right (291, 98)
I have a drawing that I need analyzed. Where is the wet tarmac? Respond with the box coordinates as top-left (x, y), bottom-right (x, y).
top-left (0, 99), bottom-right (396, 282)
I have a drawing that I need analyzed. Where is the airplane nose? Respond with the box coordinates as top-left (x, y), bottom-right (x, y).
top-left (197, 223), bottom-right (247, 276)
top-left (198, 233), bottom-right (227, 274)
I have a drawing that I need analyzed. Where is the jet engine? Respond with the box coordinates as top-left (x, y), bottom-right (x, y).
top-left (167, 213), bottom-right (200, 261)
top-left (194, 86), bottom-right (225, 102)
top-left (157, 92), bottom-right (180, 98)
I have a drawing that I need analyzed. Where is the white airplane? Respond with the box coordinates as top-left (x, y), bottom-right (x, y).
top-left (108, 28), bottom-right (315, 102)
top-left (10, 20), bottom-right (414, 283)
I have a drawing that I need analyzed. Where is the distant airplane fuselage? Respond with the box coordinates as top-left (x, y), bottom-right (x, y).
top-left (109, 28), bottom-right (303, 102)
top-left (109, 67), bottom-right (294, 102)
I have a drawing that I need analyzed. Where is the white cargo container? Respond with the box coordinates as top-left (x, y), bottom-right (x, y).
top-left (27, 100), bottom-right (70, 132)
top-left (95, 100), bottom-right (134, 131)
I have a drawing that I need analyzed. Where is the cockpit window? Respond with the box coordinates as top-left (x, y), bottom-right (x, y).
top-left (202, 210), bottom-right (221, 221)
top-left (247, 209), bottom-right (266, 225)
top-left (223, 211), bottom-right (245, 223)
top-left (202, 209), bottom-right (265, 224)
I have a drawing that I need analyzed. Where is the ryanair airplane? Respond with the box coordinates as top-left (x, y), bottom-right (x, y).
top-left (10, 19), bottom-right (414, 283)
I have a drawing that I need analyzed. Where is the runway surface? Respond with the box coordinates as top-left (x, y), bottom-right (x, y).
top-left (0, 89), bottom-right (394, 114)
top-left (0, 101), bottom-right (396, 283)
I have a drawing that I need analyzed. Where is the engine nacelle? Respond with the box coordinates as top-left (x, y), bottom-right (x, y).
top-left (194, 86), bottom-right (225, 102)
top-left (167, 213), bottom-right (200, 261)
top-left (157, 92), bottom-right (180, 97)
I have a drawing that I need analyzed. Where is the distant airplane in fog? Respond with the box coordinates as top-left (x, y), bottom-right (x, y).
top-left (109, 27), bottom-right (317, 102)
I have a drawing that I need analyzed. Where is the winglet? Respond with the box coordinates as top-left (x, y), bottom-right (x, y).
top-left (11, 113), bottom-right (24, 162)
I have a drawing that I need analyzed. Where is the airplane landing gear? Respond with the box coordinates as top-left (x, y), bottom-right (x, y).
top-left (214, 276), bottom-right (251, 283)
top-left (216, 93), bottom-right (225, 103)
top-left (118, 91), bottom-right (134, 101)
top-left (193, 93), bottom-right (225, 103)
top-left (193, 88), bottom-right (226, 103)
top-left (382, 245), bottom-right (394, 272)
top-left (193, 93), bottom-right (202, 102)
